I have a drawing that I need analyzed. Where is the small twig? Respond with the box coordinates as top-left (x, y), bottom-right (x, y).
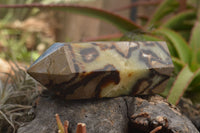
top-left (2, 104), bottom-right (32, 109)
top-left (150, 126), bottom-right (162, 133)
top-left (6, 106), bottom-right (32, 114)
top-left (76, 123), bottom-right (86, 133)
top-left (64, 120), bottom-right (69, 133)
top-left (55, 114), bottom-right (64, 133)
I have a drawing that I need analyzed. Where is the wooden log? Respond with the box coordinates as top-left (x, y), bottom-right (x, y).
top-left (17, 95), bottom-right (199, 133)
top-left (126, 95), bottom-right (199, 132)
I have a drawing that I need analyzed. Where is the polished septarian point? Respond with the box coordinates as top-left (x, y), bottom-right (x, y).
top-left (27, 41), bottom-right (174, 99)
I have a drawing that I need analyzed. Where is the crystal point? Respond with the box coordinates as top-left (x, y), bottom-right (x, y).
top-left (27, 41), bottom-right (174, 99)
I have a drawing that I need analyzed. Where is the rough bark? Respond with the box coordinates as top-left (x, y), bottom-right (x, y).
top-left (18, 95), bottom-right (199, 133)
top-left (126, 95), bottom-right (199, 133)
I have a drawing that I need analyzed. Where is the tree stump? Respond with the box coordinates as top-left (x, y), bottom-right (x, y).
top-left (18, 95), bottom-right (199, 133)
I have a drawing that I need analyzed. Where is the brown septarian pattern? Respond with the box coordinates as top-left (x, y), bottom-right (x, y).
top-left (27, 41), bottom-right (174, 99)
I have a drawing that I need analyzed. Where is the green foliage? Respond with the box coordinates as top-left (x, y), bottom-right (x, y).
top-left (171, 57), bottom-right (185, 73)
top-left (0, 29), bottom-right (40, 62)
top-left (144, 0), bottom-right (200, 104)
top-left (151, 0), bottom-right (200, 104)
top-left (190, 20), bottom-right (200, 70)
top-left (162, 11), bottom-right (196, 31)
top-left (167, 65), bottom-right (193, 105)
top-left (147, 0), bottom-right (179, 26)
top-left (154, 28), bottom-right (192, 64)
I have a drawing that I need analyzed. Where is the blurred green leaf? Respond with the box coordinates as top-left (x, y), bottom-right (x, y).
top-left (178, 30), bottom-right (192, 41)
top-left (162, 10), bottom-right (196, 30)
top-left (154, 28), bottom-right (192, 64)
top-left (185, 68), bottom-right (200, 102)
top-left (165, 41), bottom-right (178, 58)
top-left (172, 57), bottom-right (186, 73)
top-left (190, 62), bottom-right (200, 72)
top-left (190, 20), bottom-right (200, 70)
top-left (188, 68), bottom-right (200, 89)
top-left (167, 65), bottom-right (193, 105)
top-left (190, 20), bottom-right (200, 50)
top-left (147, 0), bottom-right (179, 26)
top-left (197, 50), bottom-right (200, 63)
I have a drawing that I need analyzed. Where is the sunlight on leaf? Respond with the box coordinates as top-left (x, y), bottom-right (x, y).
top-left (190, 20), bottom-right (200, 70)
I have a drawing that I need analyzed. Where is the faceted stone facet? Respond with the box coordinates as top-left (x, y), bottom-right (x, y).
top-left (27, 41), bottom-right (174, 99)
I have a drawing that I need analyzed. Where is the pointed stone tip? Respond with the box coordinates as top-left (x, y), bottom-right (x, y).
top-left (26, 68), bottom-right (31, 75)
top-left (27, 42), bottom-right (66, 75)
top-left (29, 42), bottom-right (66, 68)
top-left (26, 68), bottom-right (34, 78)
top-left (27, 63), bottom-right (34, 74)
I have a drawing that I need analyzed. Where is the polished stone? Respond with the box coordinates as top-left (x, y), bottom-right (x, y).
top-left (27, 41), bottom-right (174, 99)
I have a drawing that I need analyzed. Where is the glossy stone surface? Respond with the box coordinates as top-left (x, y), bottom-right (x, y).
top-left (27, 41), bottom-right (174, 99)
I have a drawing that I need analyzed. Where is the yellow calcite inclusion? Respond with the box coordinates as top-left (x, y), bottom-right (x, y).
top-left (98, 47), bottom-right (149, 97)
top-left (68, 42), bottom-right (150, 97)
top-left (100, 69), bottom-right (149, 97)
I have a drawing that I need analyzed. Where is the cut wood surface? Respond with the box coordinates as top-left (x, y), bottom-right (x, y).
top-left (17, 95), bottom-right (198, 133)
